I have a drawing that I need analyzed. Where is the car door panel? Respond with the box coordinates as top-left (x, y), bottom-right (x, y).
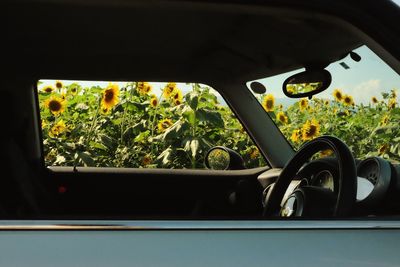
top-left (46, 167), bottom-right (268, 219)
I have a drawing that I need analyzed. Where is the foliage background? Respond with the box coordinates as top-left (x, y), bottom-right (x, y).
top-left (259, 88), bottom-right (400, 163)
top-left (39, 81), bottom-right (399, 169)
top-left (39, 82), bottom-right (265, 169)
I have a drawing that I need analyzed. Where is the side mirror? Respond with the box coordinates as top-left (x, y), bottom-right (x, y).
top-left (283, 69), bottom-right (331, 98)
top-left (205, 146), bottom-right (245, 170)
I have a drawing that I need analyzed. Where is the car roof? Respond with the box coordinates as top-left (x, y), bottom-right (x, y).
top-left (3, 0), bottom-right (399, 84)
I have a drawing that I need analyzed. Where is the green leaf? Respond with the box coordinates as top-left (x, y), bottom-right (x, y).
top-left (89, 141), bottom-right (108, 151)
top-left (112, 118), bottom-right (123, 125)
top-left (185, 91), bottom-right (199, 110)
top-left (183, 109), bottom-right (196, 125)
top-left (134, 130), bottom-right (150, 143)
top-left (160, 120), bottom-right (189, 141)
top-left (196, 109), bottom-right (224, 127)
top-left (190, 139), bottom-right (199, 158)
top-left (99, 134), bottom-right (115, 149)
top-left (157, 147), bottom-right (173, 165)
top-left (78, 151), bottom-right (95, 166)
top-left (122, 100), bottom-right (146, 112)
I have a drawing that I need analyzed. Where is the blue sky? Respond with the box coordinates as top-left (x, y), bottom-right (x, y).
top-left (251, 45), bottom-right (400, 105)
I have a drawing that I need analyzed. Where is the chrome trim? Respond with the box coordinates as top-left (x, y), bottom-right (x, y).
top-left (0, 220), bottom-right (400, 230)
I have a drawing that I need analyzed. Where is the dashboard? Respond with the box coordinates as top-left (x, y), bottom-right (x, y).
top-left (258, 156), bottom-right (400, 216)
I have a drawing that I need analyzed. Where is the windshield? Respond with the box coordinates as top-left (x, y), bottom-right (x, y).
top-left (249, 46), bottom-right (400, 163)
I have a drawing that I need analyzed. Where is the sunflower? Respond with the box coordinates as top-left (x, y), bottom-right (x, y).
top-left (136, 82), bottom-right (145, 92)
top-left (150, 96), bottom-right (158, 107)
top-left (55, 80), bottom-right (63, 89)
top-left (286, 84), bottom-right (295, 95)
top-left (137, 82), bottom-right (152, 95)
top-left (142, 154), bottom-right (152, 166)
top-left (143, 83), bottom-right (152, 94)
top-left (69, 86), bottom-right (79, 95)
top-left (333, 89), bottom-right (343, 101)
top-left (101, 83), bottom-right (119, 109)
top-left (343, 94), bottom-right (354, 106)
top-left (158, 118), bottom-right (173, 132)
top-left (291, 129), bottom-right (301, 143)
top-left (388, 98), bottom-right (396, 109)
top-left (171, 89), bottom-right (183, 105)
top-left (301, 118), bottom-right (320, 141)
top-left (42, 85), bottom-right (55, 93)
top-left (41, 119), bottom-right (48, 129)
top-left (250, 148), bottom-right (260, 159)
top-left (378, 144), bottom-right (389, 155)
top-left (381, 114), bottom-right (390, 125)
top-left (163, 82), bottom-right (177, 98)
top-left (324, 100), bottom-right (330, 106)
top-left (278, 104), bottom-right (283, 110)
top-left (320, 149), bottom-right (333, 157)
top-left (48, 120), bottom-right (67, 138)
top-left (299, 98), bottom-right (308, 111)
top-left (262, 94), bottom-right (275, 112)
top-left (391, 89), bottom-right (397, 99)
top-left (276, 111), bottom-right (288, 124)
top-left (371, 96), bottom-right (378, 104)
top-left (44, 96), bottom-right (66, 115)
top-left (172, 88), bottom-right (183, 101)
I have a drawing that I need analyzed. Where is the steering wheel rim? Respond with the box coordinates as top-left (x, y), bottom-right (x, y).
top-left (263, 135), bottom-right (357, 217)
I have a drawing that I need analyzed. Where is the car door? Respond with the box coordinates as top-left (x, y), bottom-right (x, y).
top-left (2, 0), bottom-right (400, 266)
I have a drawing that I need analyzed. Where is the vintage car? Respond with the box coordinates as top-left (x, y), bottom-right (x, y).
top-left (1, 0), bottom-right (400, 266)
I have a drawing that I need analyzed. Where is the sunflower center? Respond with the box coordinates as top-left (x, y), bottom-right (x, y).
top-left (306, 125), bottom-right (317, 137)
top-left (49, 100), bottom-right (61, 111)
top-left (266, 100), bottom-right (273, 109)
top-left (104, 90), bottom-right (114, 102)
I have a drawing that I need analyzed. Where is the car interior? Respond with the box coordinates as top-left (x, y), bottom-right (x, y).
top-left (2, 0), bottom-right (400, 220)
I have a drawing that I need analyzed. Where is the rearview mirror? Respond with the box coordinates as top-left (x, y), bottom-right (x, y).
top-left (283, 69), bottom-right (331, 98)
top-left (205, 146), bottom-right (245, 170)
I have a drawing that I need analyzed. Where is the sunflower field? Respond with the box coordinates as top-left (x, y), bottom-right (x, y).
top-left (38, 81), bottom-right (265, 169)
top-left (38, 81), bottom-right (400, 169)
top-left (260, 88), bottom-right (400, 163)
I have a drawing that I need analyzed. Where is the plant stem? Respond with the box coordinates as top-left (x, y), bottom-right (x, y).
top-left (86, 98), bottom-right (101, 148)
top-left (150, 92), bottom-right (163, 155)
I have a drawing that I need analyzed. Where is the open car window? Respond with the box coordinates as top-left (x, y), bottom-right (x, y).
top-left (37, 81), bottom-right (266, 169)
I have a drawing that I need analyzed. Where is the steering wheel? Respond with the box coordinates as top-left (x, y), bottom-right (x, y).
top-left (263, 135), bottom-right (357, 217)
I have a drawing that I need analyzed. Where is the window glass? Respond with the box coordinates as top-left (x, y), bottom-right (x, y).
top-left (38, 81), bottom-right (266, 168)
top-left (248, 45), bottom-right (400, 163)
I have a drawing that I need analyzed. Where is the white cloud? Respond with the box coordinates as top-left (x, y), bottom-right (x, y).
top-left (350, 79), bottom-right (382, 104)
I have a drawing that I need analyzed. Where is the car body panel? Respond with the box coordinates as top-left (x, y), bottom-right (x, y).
top-left (1, 221), bottom-right (400, 267)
